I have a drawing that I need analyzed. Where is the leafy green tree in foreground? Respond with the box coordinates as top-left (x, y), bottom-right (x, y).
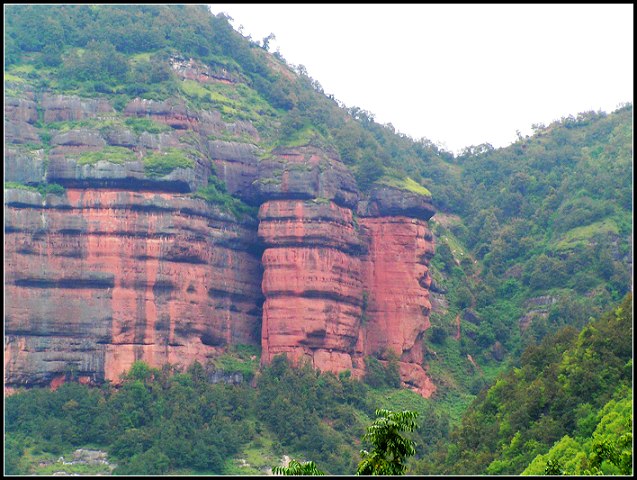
top-left (356, 409), bottom-right (419, 475)
top-left (272, 459), bottom-right (325, 475)
top-left (272, 409), bottom-right (419, 475)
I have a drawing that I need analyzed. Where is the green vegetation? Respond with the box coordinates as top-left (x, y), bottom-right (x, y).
top-left (193, 175), bottom-right (257, 219)
top-left (5, 297), bottom-right (631, 476)
top-left (5, 181), bottom-right (38, 192)
top-left (212, 344), bottom-right (260, 381)
top-left (275, 408), bottom-right (420, 476)
top-left (5, 355), bottom-right (434, 475)
top-left (73, 146), bottom-right (137, 165)
top-left (123, 117), bottom-right (171, 135)
top-left (142, 148), bottom-right (194, 177)
top-left (378, 175), bottom-right (432, 197)
top-left (273, 459), bottom-right (325, 475)
top-left (3, 5), bottom-right (633, 476)
top-left (357, 409), bottom-right (419, 475)
top-left (522, 386), bottom-right (632, 475)
top-left (415, 294), bottom-right (632, 475)
top-left (364, 354), bottom-right (401, 389)
top-left (4, 181), bottom-right (65, 196)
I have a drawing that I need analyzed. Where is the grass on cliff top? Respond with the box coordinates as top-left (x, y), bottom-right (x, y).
top-left (276, 122), bottom-right (327, 149)
top-left (377, 175), bottom-right (432, 197)
top-left (5, 181), bottom-right (65, 195)
top-left (71, 146), bottom-right (137, 166)
top-left (179, 78), bottom-right (279, 134)
top-left (553, 218), bottom-right (620, 252)
top-left (143, 148), bottom-right (195, 177)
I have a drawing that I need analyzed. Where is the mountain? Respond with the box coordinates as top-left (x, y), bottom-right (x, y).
top-left (413, 293), bottom-right (632, 475)
top-left (5, 4), bottom-right (438, 397)
top-left (4, 5), bottom-right (633, 476)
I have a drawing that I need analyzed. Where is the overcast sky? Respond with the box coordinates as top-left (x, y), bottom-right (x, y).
top-left (209, 4), bottom-right (633, 154)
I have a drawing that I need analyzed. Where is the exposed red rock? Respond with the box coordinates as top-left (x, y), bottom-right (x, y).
top-left (258, 199), bottom-right (365, 377)
top-left (170, 55), bottom-right (237, 84)
top-left (41, 94), bottom-right (114, 123)
top-left (4, 88), bottom-right (439, 398)
top-left (4, 188), bottom-right (262, 387)
top-left (359, 216), bottom-right (436, 397)
top-left (5, 96), bottom-right (38, 123)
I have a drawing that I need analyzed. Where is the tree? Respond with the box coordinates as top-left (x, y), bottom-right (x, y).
top-left (356, 409), bottom-right (419, 475)
top-left (272, 459), bottom-right (325, 475)
top-left (269, 408), bottom-right (420, 475)
top-left (262, 33), bottom-right (276, 51)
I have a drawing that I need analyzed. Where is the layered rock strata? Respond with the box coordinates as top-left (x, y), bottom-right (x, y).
top-left (359, 215), bottom-right (436, 397)
top-left (257, 146), bottom-right (367, 375)
top-left (256, 147), bottom-right (437, 396)
top-left (4, 188), bottom-right (263, 386)
top-left (5, 88), bottom-right (438, 397)
top-left (4, 93), bottom-right (264, 388)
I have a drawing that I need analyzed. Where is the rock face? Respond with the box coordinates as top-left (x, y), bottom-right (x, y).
top-left (4, 93), bottom-right (264, 388)
top-left (359, 216), bottom-right (436, 397)
top-left (207, 140), bottom-right (261, 203)
top-left (4, 188), bottom-right (263, 386)
top-left (4, 90), bottom-right (437, 397)
top-left (255, 146), bottom-right (436, 395)
top-left (258, 198), bottom-right (366, 376)
top-left (256, 146), bottom-right (365, 376)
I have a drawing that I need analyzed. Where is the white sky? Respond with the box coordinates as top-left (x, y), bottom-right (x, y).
top-left (209, 4), bottom-right (633, 154)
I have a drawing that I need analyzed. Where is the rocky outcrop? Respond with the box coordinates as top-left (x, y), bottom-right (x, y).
top-left (5, 96), bottom-right (38, 123)
top-left (358, 185), bottom-right (435, 221)
top-left (256, 146), bottom-right (436, 395)
top-left (207, 140), bottom-right (261, 203)
top-left (518, 295), bottom-right (557, 332)
top-left (4, 188), bottom-right (263, 387)
top-left (5, 96), bottom-right (40, 144)
top-left (359, 215), bottom-right (436, 397)
top-left (41, 94), bottom-right (115, 122)
top-left (46, 156), bottom-right (206, 193)
top-left (170, 55), bottom-right (240, 85)
top-left (4, 84), bottom-right (438, 397)
top-left (256, 146), bottom-right (365, 376)
top-left (5, 120), bottom-right (40, 144)
top-left (5, 148), bottom-right (48, 184)
top-left (255, 145), bottom-right (359, 208)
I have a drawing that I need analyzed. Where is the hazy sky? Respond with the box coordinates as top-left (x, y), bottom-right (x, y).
top-left (209, 4), bottom-right (633, 154)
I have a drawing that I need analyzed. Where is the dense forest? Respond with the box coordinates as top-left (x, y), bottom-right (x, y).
top-left (4, 4), bottom-right (633, 476)
top-left (5, 295), bottom-right (632, 475)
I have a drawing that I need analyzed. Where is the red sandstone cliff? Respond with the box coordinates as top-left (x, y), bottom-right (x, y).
top-left (359, 216), bottom-right (436, 397)
top-left (4, 92), bottom-right (264, 388)
top-left (255, 146), bottom-right (366, 376)
top-left (254, 146), bottom-right (437, 396)
top-left (4, 188), bottom-right (263, 385)
top-left (5, 89), bottom-right (437, 397)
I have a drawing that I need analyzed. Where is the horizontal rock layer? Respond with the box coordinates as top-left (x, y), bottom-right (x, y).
top-left (5, 188), bottom-right (263, 387)
top-left (359, 216), bottom-right (436, 397)
top-left (5, 88), bottom-right (438, 397)
top-left (258, 199), bottom-right (365, 376)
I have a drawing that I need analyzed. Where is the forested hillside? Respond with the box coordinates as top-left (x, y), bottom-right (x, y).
top-left (424, 105), bottom-right (633, 396)
top-left (414, 294), bottom-right (632, 475)
top-left (6, 296), bottom-right (632, 475)
top-left (4, 4), bottom-right (633, 476)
